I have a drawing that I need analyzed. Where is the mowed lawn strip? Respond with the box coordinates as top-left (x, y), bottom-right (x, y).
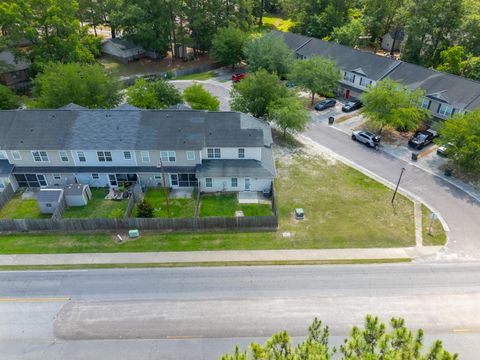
top-left (0, 155), bottom-right (416, 254)
top-left (0, 191), bottom-right (50, 219)
top-left (62, 188), bottom-right (128, 219)
top-left (132, 188), bottom-right (196, 218)
top-left (199, 194), bottom-right (238, 217)
top-left (421, 204), bottom-right (447, 246)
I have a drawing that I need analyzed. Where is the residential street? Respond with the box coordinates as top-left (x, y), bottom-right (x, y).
top-left (1, 264), bottom-right (480, 359)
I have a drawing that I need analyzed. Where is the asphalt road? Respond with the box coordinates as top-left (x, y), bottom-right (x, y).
top-left (305, 121), bottom-right (480, 260)
top-left (1, 264), bottom-right (480, 359)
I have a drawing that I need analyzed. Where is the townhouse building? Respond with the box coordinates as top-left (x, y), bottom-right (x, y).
top-left (0, 106), bottom-right (275, 193)
top-left (273, 30), bottom-right (480, 120)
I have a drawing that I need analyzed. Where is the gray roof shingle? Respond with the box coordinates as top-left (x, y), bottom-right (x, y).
top-left (196, 159), bottom-right (275, 178)
top-left (0, 109), bottom-right (271, 150)
top-left (37, 188), bottom-right (63, 203)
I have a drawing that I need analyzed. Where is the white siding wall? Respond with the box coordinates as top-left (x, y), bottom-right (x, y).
top-left (198, 176), bottom-right (272, 192)
top-left (201, 147), bottom-right (262, 160)
top-left (71, 150), bottom-right (137, 167)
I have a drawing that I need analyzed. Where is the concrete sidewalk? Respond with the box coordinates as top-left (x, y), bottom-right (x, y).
top-left (0, 247), bottom-right (442, 266)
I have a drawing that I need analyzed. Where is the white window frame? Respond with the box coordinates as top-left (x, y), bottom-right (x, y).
top-left (91, 173), bottom-right (99, 180)
top-left (11, 151), bottom-right (21, 161)
top-left (421, 98), bottom-right (430, 109)
top-left (238, 148), bottom-right (245, 159)
top-left (53, 174), bottom-right (61, 180)
top-left (160, 151), bottom-right (176, 162)
top-left (186, 151), bottom-right (195, 161)
top-left (359, 77), bottom-right (370, 87)
top-left (123, 151), bottom-right (132, 160)
top-left (438, 103), bottom-right (453, 117)
top-left (97, 151), bottom-right (112, 162)
top-left (207, 148), bottom-right (221, 159)
top-left (154, 174), bottom-right (162, 180)
top-left (58, 151), bottom-right (69, 162)
top-left (344, 72), bottom-right (355, 83)
top-left (32, 151), bottom-right (49, 162)
top-left (205, 178), bottom-right (213, 188)
top-left (231, 178), bottom-right (238, 187)
top-left (141, 151), bottom-right (150, 162)
top-left (0, 151), bottom-right (7, 160)
top-left (77, 151), bottom-right (86, 162)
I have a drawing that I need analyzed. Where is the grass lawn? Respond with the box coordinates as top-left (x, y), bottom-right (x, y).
top-left (261, 16), bottom-right (296, 32)
top-left (132, 188), bottom-right (196, 218)
top-left (0, 191), bottom-right (50, 219)
top-left (62, 188), bottom-right (128, 219)
top-left (0, 155), bottom-right (416, 254)
top-left (421, 205), bottom-right (447, 246)
top-left (199, 194), bottom-right (273, 217)
top-left (175, 71), bottom-right (217, 80)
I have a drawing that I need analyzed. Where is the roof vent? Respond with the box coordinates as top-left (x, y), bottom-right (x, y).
top-left (209, 131), bottom-right (212, 135)
top-left (178, 128), bottom-right (181, 132)
top-left (166, 114), bottom-right (170, 118)
top-left (30, 128), bottom-right (33, 132)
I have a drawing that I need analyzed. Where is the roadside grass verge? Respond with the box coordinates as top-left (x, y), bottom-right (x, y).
top-left (132, 188), bottom-right (195, 218)
top-left (0, 191), bottom-right (49, 219)
top-left (175, 71), bottom-right (217, 81)
top-left (0, 258), bottom-right (412, 271)
top-left (421, 205), bottom-right (447, 246)
top-left (63, 188), bottom-right (127, 219)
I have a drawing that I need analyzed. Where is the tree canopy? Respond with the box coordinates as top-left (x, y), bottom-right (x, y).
top-left (31, 62), bottom-right (121, 109)
top-left (243, 33), bottom-right (293, 77)
top-left (438, 110), bottom-right (480, 174)
top-left (230, 69), bottom-right (289, 118)
top-left (221, 315), bottom-right (457, 360)
top-left (211, 26), bottom-right (248, 69)
top-left (328, 18), bottom-right (365, 48)
top-left (126, 78), bottom-right (182, 109)
top-left (288, 56), bottom-right (341, 104)
top-left (0, 84), bottom-right (19, 109)
top-left (268, 97), bottom-right (310, 137)
top-left (361, 79), bottom-right (429, 133)
top-left (183, 83), bottom-right (220, 111)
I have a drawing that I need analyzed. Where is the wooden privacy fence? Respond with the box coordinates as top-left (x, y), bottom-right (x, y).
top-left (0, 183), bottom-right (14, 212)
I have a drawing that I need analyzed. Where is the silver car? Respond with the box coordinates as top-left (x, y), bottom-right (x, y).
top-left (351, 130), bottom-right (381, 148)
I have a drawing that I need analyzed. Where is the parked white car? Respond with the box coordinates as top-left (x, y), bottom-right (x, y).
top-left (351, 130), bottom-right (381, 148)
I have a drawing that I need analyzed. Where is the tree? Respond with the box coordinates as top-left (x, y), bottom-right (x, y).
top-left (268, 97), bottom-right (310, 137)
top-left (136, 199), bottom-right (154, 218)
top-left (328, 18), bottom-right (364, 47)
top-left (127, 78), bottom-right (181, 109)
top-left (462, 57), bottom-right (480, 81)
top-left (183, 83), bottom-right (220, 111)
top-left (438, 110), bottom-right (480, 174)
top-left (243, 33), bottom-right (293, 77)
top-left (0, 84), bottom-right (19, 109)
top-left (230, 69), bottom-right (289, 118)
top-left (31, 62), bottom-right (121, 109)
top-left (211, 27), bottom-right (248, 69)
top-left (437, 46), bottom-right (465, 75)
top-left (221, 315), bottom-right (457, 360)
top-left (288, 56), bottom-right (341, 104)
top-left (360, 79), bottom-right (430, 133)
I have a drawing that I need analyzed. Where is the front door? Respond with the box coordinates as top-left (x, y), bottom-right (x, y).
top-left (170, 174), bottom-right (179, 188)
top-left (345, 89), bottom-right (350, 99)
top-left (108, 174), bottom-right (117, 187)
top-left (245, 178), bottom-right (250, 191)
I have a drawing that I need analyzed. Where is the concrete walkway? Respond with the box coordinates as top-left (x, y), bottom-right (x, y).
top-left (0, 247), bottom-right (442, 266)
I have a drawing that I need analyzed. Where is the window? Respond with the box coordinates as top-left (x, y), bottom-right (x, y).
top-left (154, 174), bottom-right (162, 180)
top-left (123, 151), bottom-right (132, 160)
top-left (438, 103), bottom-right (453, 117)
top-left (421, 98), bottom-right (431, 109)
top-left (92, 173), bottom-right (99, 180)
top-left (186, 151), bottom-right (195, 161)
top-left (231, 178), bottom-right (238, 187)
top-left (11, 151), bottom-right (21, 161)
top-left (97, 151), bottom-right (112, 162)
top-left (141, 151), bottom-right (150, 162)
top-left (238, 148), bottom-right (245, 159)
top-left (178, 174), bottom-right (198, 187)
top-left (344, 72), bottom-right (355, 83)
top-left (0, 151), bottom-right (6, 160)
top-left (207, 148), bottom-right (221, 159)
top-left (59, 151), bottom-right (69, 162)
top-left (45, 203), bottom-right (52, 208)
top-left (53, 174), bottom-right (61, 180)
top-left (32, 151), bottom-right (49, 162)
top-left (160, 151), bottom-right (176, 162)
top-left (206, 178), bottom-right (212, 188)
top-left (359, 77), bottom-right (370, 87)
top-left (77, 151), bottom-right (86, 162)
top-left (170, 174), bottom-right (179, 186)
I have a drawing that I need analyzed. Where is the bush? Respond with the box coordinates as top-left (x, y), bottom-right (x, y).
top-left (127, 78), bottom-right (182, 109)
top-left (183, 83), bottom-right (220, 111)
top-left (136, 199), bottom-right (154, 218)
top-left (0, 84), bottom-right (20, 109)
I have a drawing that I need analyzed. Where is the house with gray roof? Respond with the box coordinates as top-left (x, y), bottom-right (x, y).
top-left (101, 38), bottom-right (146, 63)
top-left (0, 50), bottom-right (31, 88)
top-left (0, 107), bottom-right (275, 194)
top-left (273, 30), bottom-right (480, 120)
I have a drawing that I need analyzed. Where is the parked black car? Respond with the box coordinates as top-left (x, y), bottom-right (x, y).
top-left (408, 129), bottom-right (438, 149)
top-left (314, 98), bottom-right (336, 111)
top-left (342, 100), bottom-right (362, 112)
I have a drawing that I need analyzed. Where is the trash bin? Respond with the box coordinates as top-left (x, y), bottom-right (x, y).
top-left (444, 168), bottom-right (452, 177)
top-left (411, 152), bottom-right (418, 161)
top-left (328, 116), bottom-right (334, 125)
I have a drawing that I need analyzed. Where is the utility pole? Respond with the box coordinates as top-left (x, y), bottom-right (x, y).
top-left (158, 159), bottom-right (171, 218)
top-left (392, 167), bottom-right (406, 204)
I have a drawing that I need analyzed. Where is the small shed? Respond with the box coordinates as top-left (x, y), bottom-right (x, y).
top-left (37, 188), bottom-right (64, 214)
top-left (64, 184), bottom-right (91, 207)
top-left (0, 50), bottom-right (31, 88)
top-left (381, 30), bottom-right (405, 52)
top-left (101, 38), bottom-right (146, 63)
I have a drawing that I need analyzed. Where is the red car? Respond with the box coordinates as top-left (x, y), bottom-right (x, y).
top-left (231, 73), bottom-right (248, 82)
